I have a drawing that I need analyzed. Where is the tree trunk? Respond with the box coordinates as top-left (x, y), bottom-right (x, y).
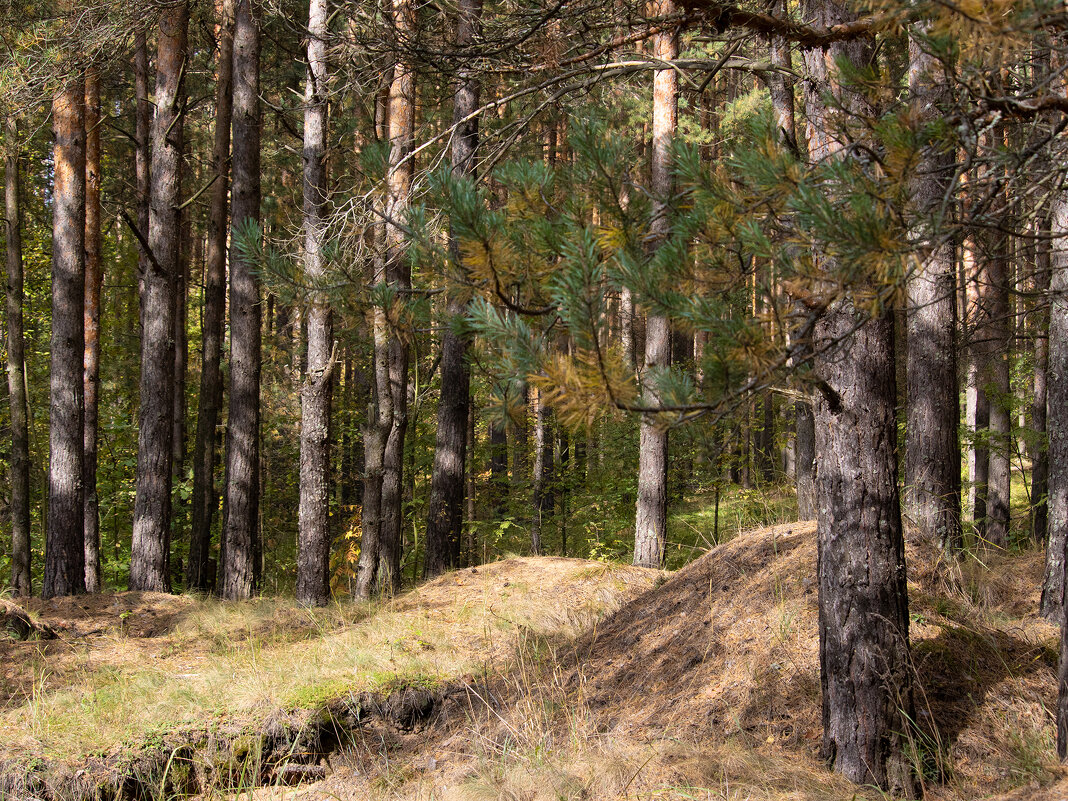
top-left (376, 0), bottom-right (416, 594)
top-left (1050, 196), bottom-right (1068, 756)
top-left (985, 239), bottom-right (1012, 548)
top-left (1033, 212), bottom-right (1050, 545)
top-left (5, 117), bottom-right (30, 597)
top-left (424, 0), bottom-right (479, 579)
top-left (188, 0), bottom-right (233, 593)
top-left (130, 2), bottom-right (188, 593)
top-left (83, 69), bottom-right (103, 592)
top-left (904, 29), bottom-right (961, 554)
top-left (1042, 196), bottom-right (1068, 619)
top-left (135, 33), bottom-right (151, 291)
top-left (795, 402), bottom-right (817, 518)
top-left (802, 0), bottom-right (917, 791)
top-left (44, 81), bottom-right (87, 599)
top-left (633, 0), bottom-right (676, 569)
top-left (220, 0), bottom-right (261, 600)
top-left (296, 0), bottom-right (334, 607)
top-left (532, 387), bottom-right (552, 554)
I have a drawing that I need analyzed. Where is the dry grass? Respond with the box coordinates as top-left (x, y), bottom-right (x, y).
top-left (0, 558), bottom-right (656, 767)
top-left (2, 525), bottom-right (1063, 801)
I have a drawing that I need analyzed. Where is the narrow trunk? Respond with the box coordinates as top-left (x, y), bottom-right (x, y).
top-left (633, 0), bottom-right (676, 569)
top-left (424, 0), bottom-right (479, 578)
top-left (803, 0), bottom-right (917, 791)
top-left (190, 0), bottom-right (236, 593)
top-left (296, 0), bottom-right (334, 607)
top-left (1051, 198), bottom-right (1068, 755)
top-left (376, 0), bottom-right (416, 594)
top-left (220, 0), bottom-right (261, 600)
top-left (130, 2), bottom-right (188, 593)
top-left (532, 388), bottom-right (551, 554)
top-left (1033, 214), bottom-right (1050, 545)
top-left (83, 69), bottom-right (103, 592)
top-left (795, 402), bottom-right (817, 518)
top-left (904, 30), bottom-right (962, 553)
top-left (188, 0), bottom-right (233, 592)
top-left (489, 417), bottom-right (508, 517)
top-left (5, 117), bottom-right (30, 597)
top-left (135, 34), bottom-right (151, 287)
top-left (1043, 196), bottom-right (1068, 619)
top-left (985, 230), bottom-right (1012, 547)
top-left (44, 82), bottom-right (87, 599)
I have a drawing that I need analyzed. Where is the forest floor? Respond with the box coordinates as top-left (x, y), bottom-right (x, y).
top-left (0, 521), bottom-right (1064, 800)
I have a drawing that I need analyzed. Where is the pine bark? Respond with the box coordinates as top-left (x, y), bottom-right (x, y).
top-left (188, 0), bottom-right (233, 592)
top-left (220, 0), bottom-right (261, 600)
top-left (985, 219), bottom-right (1012, 547)
top-left (376, 0), bottom-right (416, 594)
top-left (1051, 196), bottom-right (1068, 755)
top-left (5, 117), bottom-right (30, 597)
top-left (44, 82), bottom-right (87, 599)
top-left (904, 31), bottom-right (961, 554)
top-left (130, 2), bottom-right (188, 593)
top-left (83, 69), bottom-right (103, 592)
top-left (795, 402), bottom-right (817, 518)
top-left (1042, 196), bottom-right (1068, 620)
top-left (424, 0), bottom-right (479, 579)
top-left (134, 34), bottom-right (151, 290)
top-left (633, 0), bottom-right (676, 569)
top-left (1033, 217), bottom-right (1050, 545)
top-left (802, 0), bottom-right (917, 792)
top-left (296, 0), bottom-right (334, 607)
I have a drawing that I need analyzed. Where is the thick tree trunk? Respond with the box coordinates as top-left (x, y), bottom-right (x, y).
top-left (904, 30), bottom-right (961, 554)
top-left (296, 0), bottom-right (334, 607)
top-left (130, 2), bottom-right (188, 593)
top-left (44, 82), bottom-right (87, 599)
top-left (5, 118), bottom-right (30, 597)
top-left (802, 0), bottom-right (917, 792)
top-left (376, 0), bottom-right (416, 594)
top-left (188, 0), bottom-right (233, 593)
top-left (633, 0), bottom-right (676, 569)
top-left (220, 0), bottom-right (261, 600)
top-left (424, 0), bottom-right (479, 579)
top-left (83, 69), bottom-right (103, 592)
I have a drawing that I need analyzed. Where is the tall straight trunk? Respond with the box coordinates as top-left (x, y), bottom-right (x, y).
top-left (44, 81), bottom-right (87, 599)
top-left (83, 69), bottom-right (103, 592)
top-left (532, 387), bottom-right (552, 554)
top-left (1033, 214), bottom-right (1050, 545)
top-left (135, 34), bottom-right (151, 290)
top-left (985, 221), bottom-right (1012, 547)
top-left (803, 0), bottom-right (917, 792)
top-left (465, 402), bottom-right (477, 564)
top-left (489, 416), bottom-right (508, 516)
top-left (1042, 196), bottom-right (1068, 619)
top-left (377, 0), bottom-right (416, 594)
top-left (220, 0), bottom-right (261, 600)
top-left (173, 215), bottom-right (190, 485)
top-left (904, 30), bottom-right (961, 554)
top-left (511, 381), bottom-right (528, 486)
top-left (633, 0), bottom-right (676, 569)
top-left (795, 402), bottom-right (817, 518)
top-left (1049, 196), bottom-right (1068, 755)
top-left (5, 117), bottom-right (30, 597)
top-left (424, 0), bottom-right (479, 579)
top-left (188, 0), bottom-right (233, 592)
top-left (130, 2), bottom-right (188, 593)
top-left (296, 0), bottom-right (334, 607)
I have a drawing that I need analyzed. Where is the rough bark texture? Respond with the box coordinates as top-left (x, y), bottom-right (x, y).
top-left (424, 0), bottom-right (479, 579)
top-left (188, 0), bottom-right (233, 593)
top-left (904, 30), bottom-right (961, 554)
top-left (44, 83), bottom-right (86, 599)
top-left (1042, 196), bottom-right (1068, 620)
top-left (83, 69), bottom-right (103, 592)
top-left (130, 3), bottom-right (188, 593)
top-left (5, 118), bottom-right (30, 597)
top-left (531, 387), bottom-right (550, 555)
top-left (802, 0), bottom-right (917, 792)
top-left (1033, 215), bottom-right (1050, 546)
top-left (1051, 195), bottom-right (1068, 752)
top-left (135, 34), bottom-right (151, 290)
top-left (296, 0), bottom-right (334, 607)
top-left (376, 0), bottom-right (416, 594)
top-left (220, 0), bottom-right (261, 600)
top-left (633, 0), bottom-right (676, 569)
